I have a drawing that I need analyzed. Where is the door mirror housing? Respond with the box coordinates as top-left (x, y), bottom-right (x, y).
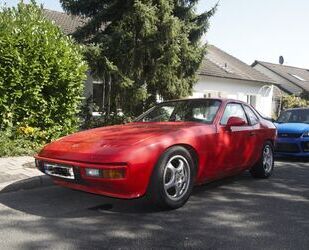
top-left (226, 116), bottom-right (247, 128)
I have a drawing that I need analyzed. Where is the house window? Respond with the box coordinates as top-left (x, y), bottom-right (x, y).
top-left (288, 73), bottom-right (306, 81)
top-left (247, 95), bottom-right (257, 108)
top-left (156, 94), bottom-right (164, 103)
top-left (93, 80), bottom-right (104, 110)
top-left (204, 93), bottom-right (212, 98)
top-left (204, 91), bottom-right (227, 98)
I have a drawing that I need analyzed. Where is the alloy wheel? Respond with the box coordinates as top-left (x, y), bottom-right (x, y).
top-left (263, 145), bottom-right (273, 173)
top-left (163, 155), bottom-right (191, 201)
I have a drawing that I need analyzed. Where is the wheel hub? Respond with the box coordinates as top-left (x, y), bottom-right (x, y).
top-left (163, 155), bottom-right (191, 201)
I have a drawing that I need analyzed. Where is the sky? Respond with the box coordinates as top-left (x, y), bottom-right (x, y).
top-left (197, 0), bottom-right (309, 68)
top-left (2, 0), bottom-right (309, 69)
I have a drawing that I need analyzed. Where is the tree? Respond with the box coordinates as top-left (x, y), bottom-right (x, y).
top-left (0, 2), bottom-right (87, 137)
top-left (61, 0), bottom-right (216, 116)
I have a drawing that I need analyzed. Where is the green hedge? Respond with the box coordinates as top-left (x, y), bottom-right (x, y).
top-left (0, 2), bottom-right (87, 143)
top-left (0, 130), bottom-right (41, 157)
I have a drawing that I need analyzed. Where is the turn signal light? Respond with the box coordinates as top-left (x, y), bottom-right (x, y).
top-left (102, 169), bottom-right (126, 179)
top-left (85, 168), bottom-right (126, 179)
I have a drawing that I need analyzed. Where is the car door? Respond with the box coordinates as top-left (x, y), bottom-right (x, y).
top-left (242, 105), bottom-right (263, 167)
top-left (217, 102), bottom-right (250, 173)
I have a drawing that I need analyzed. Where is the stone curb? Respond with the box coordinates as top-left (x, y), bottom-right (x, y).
top-left (0, 175), bottom-right (54, 194)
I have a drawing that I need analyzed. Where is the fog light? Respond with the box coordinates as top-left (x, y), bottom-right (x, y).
top-left (85, 168), bottom-right (101, 177)
top-left (102, 169), bottom-right (126, 179)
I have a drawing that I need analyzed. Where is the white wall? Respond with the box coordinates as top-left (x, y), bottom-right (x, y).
top-left (84, 72), bottom-right (274, 117)
top-left (253, 64), bottom-right (302, 95)
top-left (84, 73), bottom-right (94, 100)
top-left (192, 75), bottom-right (273, 117)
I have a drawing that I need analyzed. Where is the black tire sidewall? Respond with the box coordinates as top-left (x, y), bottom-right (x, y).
top-left (149, 146), bottom-right (196, 209)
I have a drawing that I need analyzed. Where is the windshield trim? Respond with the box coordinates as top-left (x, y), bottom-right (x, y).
top-left (276, 109), bottom-right (309, 124)
top-left (134, 99), bottom-right (222, 124)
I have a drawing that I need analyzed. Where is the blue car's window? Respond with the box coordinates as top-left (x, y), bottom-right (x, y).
top-left (136, 100), bottom-right (222, 124)
top-left (277, 109), bottom-right (309, 123)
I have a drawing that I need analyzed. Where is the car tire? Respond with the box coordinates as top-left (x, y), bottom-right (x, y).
top-left (250, 141), bottom-right (274, 178)
top-left (148, 146), bottom-right (196, 209)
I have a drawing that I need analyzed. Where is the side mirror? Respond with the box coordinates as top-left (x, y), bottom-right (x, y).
top-left (226, 116), bottom-right (247, 128)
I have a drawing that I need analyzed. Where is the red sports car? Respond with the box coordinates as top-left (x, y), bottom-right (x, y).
top-left (35, 98), bottom-right (277, 209)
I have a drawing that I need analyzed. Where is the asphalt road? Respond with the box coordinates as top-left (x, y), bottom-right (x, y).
top-left (0, 160), bottom-right (308, 250)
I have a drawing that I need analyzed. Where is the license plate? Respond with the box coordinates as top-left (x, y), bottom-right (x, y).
top-left (44, 163), bottom-right (75, 179)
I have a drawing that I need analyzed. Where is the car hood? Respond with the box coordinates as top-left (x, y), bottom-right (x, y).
top-left (275, 122), bottom-right (309, 134)
top-left (38, 122), bottom-right (202, 162)
top-left (56, 122), bottom-right (199, 144)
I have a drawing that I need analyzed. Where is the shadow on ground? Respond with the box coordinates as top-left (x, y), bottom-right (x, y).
top-left (0, 160), bottom-right (308, 249)
top-left (275, 156), bottom-right (309, 163)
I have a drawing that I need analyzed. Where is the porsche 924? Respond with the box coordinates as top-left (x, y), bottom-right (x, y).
top-left (35, 98), bottom-right (277, 209)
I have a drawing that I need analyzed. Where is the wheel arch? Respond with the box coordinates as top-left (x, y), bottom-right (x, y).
top-left (265, 138), bottom-right (275, 147)
top-left (146, 143), bottom-right (199, 208)
top-left (145, 143), bottom-right (200, 198)
top-left (167, 143), bottom-right (199, 172)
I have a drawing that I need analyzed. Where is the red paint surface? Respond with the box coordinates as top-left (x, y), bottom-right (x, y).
top-left (35, 99), bottom-right (276, 199)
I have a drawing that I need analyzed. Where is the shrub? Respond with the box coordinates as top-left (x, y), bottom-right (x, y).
top-left (0, 2), bottom-right (87, 137)
top-left (0, 130), bottom-right (41, 157)
top-left (281, 95), bottom-right (309, 110)
top-left (79, 95), bottom-right (133, 129)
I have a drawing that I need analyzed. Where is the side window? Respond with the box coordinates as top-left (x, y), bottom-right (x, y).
top-left (191, 101), bottom-right (221, 123)
top-left (221, 103), bottom-right (248, 125)
top-left (244, 105), bottom-right (259, 125)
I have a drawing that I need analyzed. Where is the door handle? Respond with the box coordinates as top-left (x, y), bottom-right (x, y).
top-left (249, 131), bottom-right (256, 136)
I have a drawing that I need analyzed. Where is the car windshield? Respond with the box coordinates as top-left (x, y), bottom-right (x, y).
top-left (135, 99), bottom-right (222, 124)
top-left (276, 109), bottom-right (309, 124)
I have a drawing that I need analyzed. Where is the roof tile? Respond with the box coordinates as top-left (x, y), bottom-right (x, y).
top-left (43, 9), bottom-right (86, 35)
top-left (198, 45), bottom-right (275, 84)
top-left (253, 61), bottom-right (309, 92)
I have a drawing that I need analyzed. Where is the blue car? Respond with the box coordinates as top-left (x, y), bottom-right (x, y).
top-left (275, 108), bottom-right (309, 157)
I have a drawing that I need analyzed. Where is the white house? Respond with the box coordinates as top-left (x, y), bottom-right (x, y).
top-left (192, 45), bottom-right (277, 117)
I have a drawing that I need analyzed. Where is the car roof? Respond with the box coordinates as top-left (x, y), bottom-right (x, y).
top-left (159, 98), bottom-right (247, 105)
top-left (284, 107), bottom-right (309, 111)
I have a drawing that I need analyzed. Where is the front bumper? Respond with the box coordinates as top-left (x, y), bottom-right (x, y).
top-left (275, 137), bottom-right (309, 157)
top-left (34, 155), bottom-right (147, 199)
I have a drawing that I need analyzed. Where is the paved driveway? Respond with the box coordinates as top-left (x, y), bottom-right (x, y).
top-left (0, 156), bottom-right (41, 185)
top-left (0, 160), bottom-right (308, 249)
